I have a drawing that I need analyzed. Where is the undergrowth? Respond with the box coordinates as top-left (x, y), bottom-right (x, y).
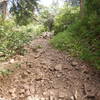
top-left (0, 19), bottom-right (45, 61)
top-left (51, 29), bottom-right (100, 69)
top-left (51, 2), bottom-right (100, 69)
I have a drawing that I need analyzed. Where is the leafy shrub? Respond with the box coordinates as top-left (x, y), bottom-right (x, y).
top-left (51, 30), bottom-right (100, 69)
top-left (32, 24), bottom-right (46, 37)
top-left (53, 4), bottom-right (79, 33)
top-left (0, 19), bottom-right (44, 60)
top-left (51, 1), bottom-right (100, 69)
top-left (0, 20), bottom-right (32, 58)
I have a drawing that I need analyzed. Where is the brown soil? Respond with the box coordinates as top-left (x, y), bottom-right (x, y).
top-left (0, 34), bottom-right (100, 100)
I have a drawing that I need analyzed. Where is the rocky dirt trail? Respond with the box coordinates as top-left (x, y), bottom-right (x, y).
top-left (0, 33), bottom-right (100, 100)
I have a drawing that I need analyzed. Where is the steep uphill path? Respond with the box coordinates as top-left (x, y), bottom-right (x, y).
top-left (0, 32), bottom-right (100, 100)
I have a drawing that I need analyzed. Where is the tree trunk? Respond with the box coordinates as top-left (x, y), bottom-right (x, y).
top-left (2, 1), bottom-right (7, 19)
top-left (80, 0), bottom-right (84, 18)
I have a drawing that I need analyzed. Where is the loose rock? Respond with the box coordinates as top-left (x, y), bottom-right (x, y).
top-left (0, 52), bottom-right (5, 57)
top-left (71, 61), bottom-right (78, 66)
top-left (55, 64), bottom-right (62, 71)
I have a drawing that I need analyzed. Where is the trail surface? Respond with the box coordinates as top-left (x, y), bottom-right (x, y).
top-left (0, 33), bottom-right (100, 100)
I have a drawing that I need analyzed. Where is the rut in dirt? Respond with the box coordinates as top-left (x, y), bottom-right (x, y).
top-left (0, 33), bottom-right (100, 100)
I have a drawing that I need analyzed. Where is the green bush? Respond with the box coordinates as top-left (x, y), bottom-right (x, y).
top-left (51, 30), bottom-right (100, 69)
top-left (0, 19), bottom-right (45, 60)
top-left (32, 24), bottom-right (46, 37)
top-left (53, 4), bottom-right (79, 33)
top-left (51, 1), bottom-right (100, 69)
top-left (0, 20), bottom-right (32, 58)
